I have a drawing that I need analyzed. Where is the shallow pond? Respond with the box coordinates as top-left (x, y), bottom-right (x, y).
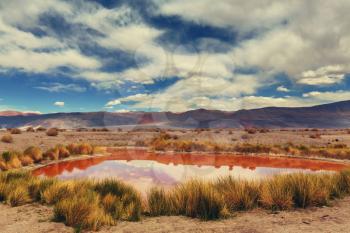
top-left (33, 149), bottom-right (349, 193)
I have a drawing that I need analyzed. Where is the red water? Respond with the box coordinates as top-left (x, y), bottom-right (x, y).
top-left (33, 149), bottom-right (349, 192)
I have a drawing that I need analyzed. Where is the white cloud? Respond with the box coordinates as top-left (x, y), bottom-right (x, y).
top-left (158, 0), bottom-right (297, 33)
top-left (276, 86), bottom-right (290, 92)
top-left (105, 99), bottom-right (121, 107)
top-left (36, 83), bottom-right (86, 93)
top-left (54, 101), bottom-right (65, 107)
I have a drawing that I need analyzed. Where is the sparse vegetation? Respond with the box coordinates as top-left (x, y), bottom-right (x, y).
top-left (149, 134), bottom-right (350, 160)
top-left (10, 128), bottom-right (21, 134)
top-left (0, 168), bottom-right (349, 231)
top-left (0, 143), bottom-right (100, 171)
top-left (46, 128), bottom-right (59, 136)
top-left (1, 134), bottom-right (13, 143)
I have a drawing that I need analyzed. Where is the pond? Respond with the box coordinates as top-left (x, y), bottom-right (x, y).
top-left (33, 149), bottom-right (349, 193)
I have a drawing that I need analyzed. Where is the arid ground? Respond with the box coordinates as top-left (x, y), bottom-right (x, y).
top-left (1, 128), bottom-right (350, 153)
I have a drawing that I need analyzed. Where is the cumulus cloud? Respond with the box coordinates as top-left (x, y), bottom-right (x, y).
top-left (54, 101), bottom-right (65, 107)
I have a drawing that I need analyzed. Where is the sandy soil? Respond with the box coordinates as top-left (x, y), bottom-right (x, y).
top-left (1, 128), bottom-right (350, 154)
top-left (1, 197), bottom-right (350, 233)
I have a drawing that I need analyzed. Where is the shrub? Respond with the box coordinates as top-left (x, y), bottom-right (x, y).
top-left (46, 128), bottom-right (59, 137)
top-left (36, 127), bottom-right (46, 132)
top-left (260, 176), bottom-right (293, 210)
top-left (26, 127), bottom-right (35, 132)
top-left (18, 154), bottom-right (34, 166)
top-left (1, 134), bottom-right (13, 143)
top-left (148, 187), bottom-right (175, 216)
top-left (1, 151), bottom-right (22, 170)
top-left (171, 180), bottom-right (227, 220)
top-left (66, 143), bottom-right (80, 155)
top-left (214, 177), bottom-right (260, 211)
top-left (55, 145), bottom-right (70, 159)
top-left (94, 179), bottom-right (142, 221)
top-left (7, 186), bottom-right (31, 207)
top-left (54, 191), bottom-right (115, 231)
top-left (78, 143), bottom-right (94, 155)
top-left (10, 128), bottom-right (21, 134)
top-left (24, 146), bottom-right (43, 162)
top-left (43, 148), bottom-right (60, 160)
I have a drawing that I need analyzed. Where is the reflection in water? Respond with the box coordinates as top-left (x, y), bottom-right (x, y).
top-left (33, 149), bottom-right (349, 193)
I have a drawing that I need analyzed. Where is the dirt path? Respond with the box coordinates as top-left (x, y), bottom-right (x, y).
top-left (1, 197), bottom-right (350, 233)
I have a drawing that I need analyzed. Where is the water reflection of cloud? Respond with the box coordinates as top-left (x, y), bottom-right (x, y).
top-left (34, 150), bottom-right (344, 193)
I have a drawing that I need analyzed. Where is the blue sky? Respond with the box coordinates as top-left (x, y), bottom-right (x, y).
top-left (0, 0), bottom-right (350, 113)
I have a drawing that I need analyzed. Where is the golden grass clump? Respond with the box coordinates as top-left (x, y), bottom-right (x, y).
top-left (214, 177), bottom-right (260, 211)
top-left (18, 154), bottom-right (34, 166)
top-left (94, 179), bottom-right (142, 221)
top-left (7, 186), bottom-right (31, 207)
top-left (78, 143), bottom-right (94, 155)
top-left (46, 128), bottom-right (59, 136)
top-left (165, 180), bottom-right (228, 220)
top-left (43, 148), bottom-right (60, 160)
top-left (55, 145), bottom-right (70, 159)
top-left (54, 191), bottom-right (115, 231)
top-left (147, 187), bottom-right (176, 216)
top-left (1, 134), bottom-right (13, 143)
top-left (24, 146), bottom-right (43, 163)
top-left (0, 151), bottom-right (22, 170)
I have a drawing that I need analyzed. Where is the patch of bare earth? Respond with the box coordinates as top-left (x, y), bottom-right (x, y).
top-left (0, 204), bottom-right (71, 233)
top-left (1, 197), bottom-right (350, 233)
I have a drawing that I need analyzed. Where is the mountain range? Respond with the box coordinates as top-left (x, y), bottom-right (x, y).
top-left (1, 100), bottom-right (350, 129)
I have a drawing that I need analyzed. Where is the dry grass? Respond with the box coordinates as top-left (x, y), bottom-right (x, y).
top-left (0, 169), bottom-right (350, 230)
top-left (0, 143), bottom-right (100, 171)
top-left (149, 134), bottom-right (350, 160)
top-left (1, 134), bottom-right (13, 143)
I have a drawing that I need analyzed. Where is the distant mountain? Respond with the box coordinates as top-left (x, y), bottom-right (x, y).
top-left (0, 100), bottom-right (350, 129)
top-left (0, 111), bottom-right (40, 117)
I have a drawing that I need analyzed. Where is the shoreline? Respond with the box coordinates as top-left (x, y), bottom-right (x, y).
top-left (25, 146), bottom-right (350, 172)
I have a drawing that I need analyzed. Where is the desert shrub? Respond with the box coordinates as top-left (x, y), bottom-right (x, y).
top-left (94, 179), bottom-right (142, 221)
top-left (147, 187), bottom-right (175, 216)
top-left (7, 186), bottom-right (31, 207)
top-left (55, 145), bottom-right (70, 159)
top-left (244, 128), bottom-right (257, 134)
top-left (1, 134), bottom-right (13, 143)
top-left (214, 177), bottom-right (260, 211)
top-left (18, 154), bottom-right (34, 166)
top-left (26, 127), bottom-right (35, 132)
top-left (260, 176), bottom-right (293, 210)
top-left (36, 127), bottom-right (46, 132)
top-left (171, 180), bottom-right (227, 220)
top-left (10, 128), bottom-right (21, 134)
top-left (0, 151), bottom-right (22, 170)
top-left (24, 146), bottom-right (43, 162)
top-left (66, 143), bottom-right (80, 155)
top-left (54, 191), bottom-right (115, 231)
top-left (46, 128), bottom-right (59, 136)
top-left (28, 178), bottom-right (56, 202)
top-left (42, 181), bottom-right (77, 205)
top-left (78, 143), bottom-right (94, 155)
top-left (43, 148), bottom-right (60, 160)
top-left (310, 134), bottom-right (321, 139)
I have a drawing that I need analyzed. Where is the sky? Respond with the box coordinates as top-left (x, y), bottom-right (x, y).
top-left (0, 0), bottom-right (350, 113)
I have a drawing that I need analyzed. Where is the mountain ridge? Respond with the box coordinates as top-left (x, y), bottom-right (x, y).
top-left (1, 100), bottom-right (349, 129)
